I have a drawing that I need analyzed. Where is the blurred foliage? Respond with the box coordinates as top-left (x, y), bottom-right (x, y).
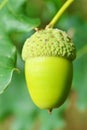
top-left (0, 0), bottom-right (87, 130)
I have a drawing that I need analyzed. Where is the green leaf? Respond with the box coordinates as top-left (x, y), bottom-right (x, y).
top-left (7, 0), bottom-right (25, 12)
top-left (0, 28), bottom-right (17, 94)
top-left (0, 0), bottom-right (40, 33)
top-left (0, 0), bottom-right (40, 94)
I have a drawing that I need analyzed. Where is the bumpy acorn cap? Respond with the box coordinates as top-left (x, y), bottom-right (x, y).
top-left (22, 28), bottom-right (76, 61)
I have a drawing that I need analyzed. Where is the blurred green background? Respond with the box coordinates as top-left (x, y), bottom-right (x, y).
top-left (0, 0), bottom-right (87, 130)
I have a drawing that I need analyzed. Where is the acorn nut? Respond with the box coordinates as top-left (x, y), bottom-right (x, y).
top-left (22, 28), bottom-right (76, 112)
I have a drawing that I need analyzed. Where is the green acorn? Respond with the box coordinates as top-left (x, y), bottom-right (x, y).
top-left (22, 28), bottom-right (76, 112)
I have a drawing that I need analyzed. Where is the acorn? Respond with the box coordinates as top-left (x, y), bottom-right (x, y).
top-left (22, 28), bottom-right (76, 112)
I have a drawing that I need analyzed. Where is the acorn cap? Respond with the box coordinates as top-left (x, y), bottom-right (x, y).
top-left (22, 28), bottom-right (76, 61)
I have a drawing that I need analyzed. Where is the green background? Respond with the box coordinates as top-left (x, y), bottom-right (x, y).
top-left (0, 0), bottom-right (87, 130)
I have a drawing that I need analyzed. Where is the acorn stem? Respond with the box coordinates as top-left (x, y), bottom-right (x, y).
top-left (46, 0), bottom-right (74, 29)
